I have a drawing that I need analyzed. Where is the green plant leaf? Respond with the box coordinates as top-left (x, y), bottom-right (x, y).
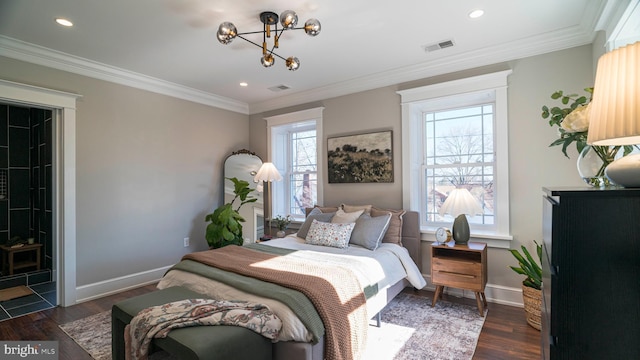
top-left (509, 241), bottom-right (542, 290)
top-left (551, 91), bottom-right (563, 99)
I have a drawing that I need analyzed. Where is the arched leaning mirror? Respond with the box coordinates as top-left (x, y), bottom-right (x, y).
top-left (224, 149), bottom-right (264, 243)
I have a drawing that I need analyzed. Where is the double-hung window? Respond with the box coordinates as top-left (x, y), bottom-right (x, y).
top-left (398, 71), bottom-right (512, 247)
top-left (265, 107), bottom-right (324, 221)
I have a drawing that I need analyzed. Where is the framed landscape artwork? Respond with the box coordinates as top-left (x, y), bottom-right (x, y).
top-left (327, 130), bottom-right (393, 183)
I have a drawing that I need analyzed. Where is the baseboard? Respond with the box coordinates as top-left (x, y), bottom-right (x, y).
top-left (421, 275), bottom-right (524, 308)
top-left (75, 265), bottom-right (173, 304)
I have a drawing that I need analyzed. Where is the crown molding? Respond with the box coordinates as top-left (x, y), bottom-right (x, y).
top-left (0, 35), bottom-right (250, 114)
top-left (1, 0), bottom-right (615, 117)
top-left (249, 23), bottom-right (597, 114)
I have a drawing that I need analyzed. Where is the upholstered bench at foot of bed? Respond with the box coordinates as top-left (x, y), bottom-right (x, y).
top-left (112, 286), bottom-right (272, 360)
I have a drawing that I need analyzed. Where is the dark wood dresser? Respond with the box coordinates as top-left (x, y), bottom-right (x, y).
top-left (542, 187), bottom-right (640, 359)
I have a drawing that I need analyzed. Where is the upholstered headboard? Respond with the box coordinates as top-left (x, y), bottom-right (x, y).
top-left (303, 207), bottom-right (422, 273)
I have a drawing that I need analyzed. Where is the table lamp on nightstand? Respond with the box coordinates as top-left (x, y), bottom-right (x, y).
top-left (439, 188), bottom-right (483, 245)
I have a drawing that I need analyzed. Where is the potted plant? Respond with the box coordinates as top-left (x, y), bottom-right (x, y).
top-left (509, 240), bottom-right (542, 330)
top-left (273, 214), bottom-right (291, 238)
top-left (205, 177), bottom-right (257, 249)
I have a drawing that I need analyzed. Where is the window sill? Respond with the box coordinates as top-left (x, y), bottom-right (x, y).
top-left (420, 228), bottom-right (512, 249)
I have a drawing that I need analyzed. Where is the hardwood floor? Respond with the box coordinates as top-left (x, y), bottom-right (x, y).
top-left (0, 284), bottom-right (541, 359)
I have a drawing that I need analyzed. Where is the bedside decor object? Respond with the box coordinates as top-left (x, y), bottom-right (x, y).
top-left (587, 41), bottom-right (640, 188)
top-left (509, 241), bottom-right (542, 330)
top-left (438, 188), bottom-right (482, 244)
top-left (434, 227), bottom-right (452, 245)
top-left (216, 10), bottom-right (321, 71)
top-left (273, 215), bottom-right (291, 238)
top-left (254, 162), bottom-right (283, 236)
top-left (205, 177), bottom-right (257, 249)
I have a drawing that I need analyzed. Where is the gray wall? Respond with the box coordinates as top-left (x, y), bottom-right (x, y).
top-left (0, 41), bottom-right (602, 302)
top-left (0, 56), bottom-right (249, 287)
top-left (250, 44), bottom-right (596, 296)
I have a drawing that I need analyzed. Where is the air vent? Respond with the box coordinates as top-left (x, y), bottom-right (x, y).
top-left (268, 84), bottom-right (291, 92)
top-left (423, 39), bottom-right (455, 53)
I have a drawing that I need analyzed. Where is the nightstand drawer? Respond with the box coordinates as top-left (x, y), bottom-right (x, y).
top-left (432, 257), bottom-right (481, 277)
top-left (432, 269), bottom-right (483, 291)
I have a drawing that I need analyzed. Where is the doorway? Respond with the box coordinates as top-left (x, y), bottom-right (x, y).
top-left (0, 79), bottom-right (79, 314)
top-left (0, 103), bottom-right (56, 320)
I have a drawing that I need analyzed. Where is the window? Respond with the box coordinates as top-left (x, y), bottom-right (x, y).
top-left (265, 107), bottom-right (324, 221)
top-left (398, 71), bottom-right (512, 247)
top-left (424, 103), bottom-right (495, 226)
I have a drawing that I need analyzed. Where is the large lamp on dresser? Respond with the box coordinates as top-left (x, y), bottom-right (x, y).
top-left (587, 41), bottom-right (640, 187)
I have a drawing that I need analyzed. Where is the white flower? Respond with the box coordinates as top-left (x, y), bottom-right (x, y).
top-left (561, 103), bottom-right (590, 133)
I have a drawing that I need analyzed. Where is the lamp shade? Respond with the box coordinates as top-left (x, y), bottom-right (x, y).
top-left (587, 41), bottom-right (640, 146)
top-left (254, 162), bottom-right (282, 183)
top-left (439, 188), bottom-right (483, 217)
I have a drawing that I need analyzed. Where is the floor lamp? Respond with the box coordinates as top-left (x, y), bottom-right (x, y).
top-left (254, 162), bottom-right (282, 238)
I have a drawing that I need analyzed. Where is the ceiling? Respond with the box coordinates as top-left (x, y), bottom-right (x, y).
top-left (0, 0), bottom-right (635, 114)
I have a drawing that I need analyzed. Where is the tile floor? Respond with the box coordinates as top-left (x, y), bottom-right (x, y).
top-left (0, 270), bottom-right (56, 321)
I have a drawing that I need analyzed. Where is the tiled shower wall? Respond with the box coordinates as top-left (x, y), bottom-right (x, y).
top-left (0, 104), bottom-right (52, 271)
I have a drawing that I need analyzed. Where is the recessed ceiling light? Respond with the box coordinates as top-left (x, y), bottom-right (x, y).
top-left (239, 82), bottom-right (248, 87)
top-left (469, 9), bottom-right (484, 19)
top-left (55, 18), bottom-right (74, 27)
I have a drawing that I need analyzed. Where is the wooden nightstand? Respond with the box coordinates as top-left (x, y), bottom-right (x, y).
top-left (431, 241), bottom-right (487, 316)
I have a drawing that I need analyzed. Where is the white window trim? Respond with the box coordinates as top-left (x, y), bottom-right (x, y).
top-left (264, 107), bottom-right (324, 219)
top-left (398, 70), bottom-right (513, 248)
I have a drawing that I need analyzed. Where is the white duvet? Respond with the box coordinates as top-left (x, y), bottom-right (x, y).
top-left (157, 235), bottom-right (426, 342)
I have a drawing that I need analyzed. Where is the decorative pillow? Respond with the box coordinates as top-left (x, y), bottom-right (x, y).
top-left (297, 208), bottom-right (335, 239)
top-left (331, 208), bottom-right (364, 224)
top-left (370, 207), bottom-right (405, 245)
top-left (349, 213), bottom-right (392, 251)
top-left (305, 219), bottom-right (355, 249)
top-left (341, 204), bottom-right (372, 215)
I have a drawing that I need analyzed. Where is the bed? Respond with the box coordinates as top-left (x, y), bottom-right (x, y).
top-left (157, 207), bottom-right (426, 360)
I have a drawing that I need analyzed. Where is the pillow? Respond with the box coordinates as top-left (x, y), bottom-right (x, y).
top-left (331, 208), bottom-right (364, 224)
top-left (312, 205), bottom-right (340, 214)
top-left (297, 208), bottom-right (335, 238)
top-left (305, 219), bottom-right (355, 249)
top-left (370, 207), bottom-right (406, 245)
top-left (341, 204), bottom-right (372, 215)
top-left (349, 213), bottom-right (392, 250)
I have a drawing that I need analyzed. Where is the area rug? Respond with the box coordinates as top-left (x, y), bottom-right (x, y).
top-left (60, 292), bottom-right (486, 360)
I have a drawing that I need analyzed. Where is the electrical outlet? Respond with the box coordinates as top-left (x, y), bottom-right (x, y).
top-left (183, 237), bottom-right (190, 247)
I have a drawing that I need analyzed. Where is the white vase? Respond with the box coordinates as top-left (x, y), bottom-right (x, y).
top-left (276, 230), bottom-right (286, 238)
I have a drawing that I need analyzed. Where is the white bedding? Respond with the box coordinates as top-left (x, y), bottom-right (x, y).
top-left (157, 235), bottom-right (426, 342)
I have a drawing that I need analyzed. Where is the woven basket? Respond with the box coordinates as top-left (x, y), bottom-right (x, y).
top-left (522, 285), bottom-right (542, 331)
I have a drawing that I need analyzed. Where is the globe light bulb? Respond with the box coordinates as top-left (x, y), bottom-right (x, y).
top-left (280, 10), bottom-right (298, 29)
top-left (304, 19), bottom-right (321, 36)
top-left (217, 22), bottom-right (237, 44)
top-left (286, 57), bottom-right (300, 71)
top-left (261, 54), bottom-right (275, 67)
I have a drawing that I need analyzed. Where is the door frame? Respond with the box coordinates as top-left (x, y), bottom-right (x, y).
top-left (0, 79), bottom-right (80, 306)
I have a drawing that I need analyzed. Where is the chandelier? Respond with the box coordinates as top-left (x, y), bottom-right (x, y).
top-left (216, 10), bottom-right (321, 71)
